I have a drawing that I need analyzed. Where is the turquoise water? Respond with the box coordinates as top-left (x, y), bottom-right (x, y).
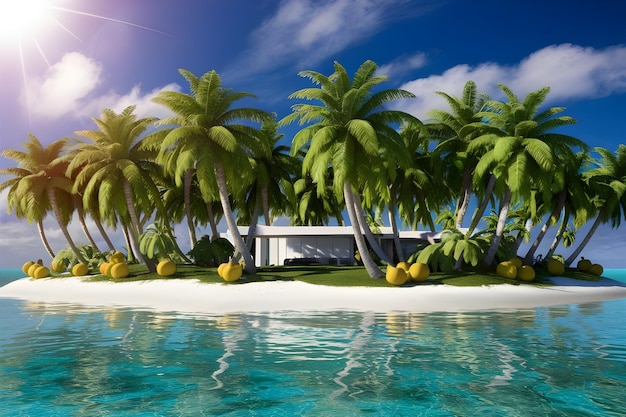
top-left (0, 270), bottom-right (625, 416)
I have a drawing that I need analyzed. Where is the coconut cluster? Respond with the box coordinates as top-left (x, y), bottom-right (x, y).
top-left (385, 262), bottom-right (430, 286)
top-left (496, 257), bottom-right (536, 281)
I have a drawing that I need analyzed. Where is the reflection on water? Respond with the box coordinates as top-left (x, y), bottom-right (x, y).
top-left (0, 300), bottom-right (625, 416)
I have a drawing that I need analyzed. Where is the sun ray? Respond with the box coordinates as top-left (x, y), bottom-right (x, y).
top-left (32, 38), bottom-right (51, 67)
top-left (53, 6), bottom-right (170, 36)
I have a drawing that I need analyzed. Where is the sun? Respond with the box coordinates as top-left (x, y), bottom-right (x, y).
top-left (0, 0), bottom-right (55, 43)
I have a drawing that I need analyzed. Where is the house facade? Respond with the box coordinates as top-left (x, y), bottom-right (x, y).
top-left (235, 225), bottom-right (445, 267)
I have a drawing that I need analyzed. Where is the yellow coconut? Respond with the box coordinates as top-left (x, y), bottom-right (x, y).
top-left (577, 258), bottom-right (593, 272)
top-left (396, 261), bottom-right (411, 272)
top-left (386, 265), bottom-right (408, 286)
top-left (22, 261), bottom-right (35, 275)
top-left (109, 251), bottom-right (125, 264)
top-left (222, 263), bottom-right (243, 282)
top-left (217, 262), bottom-right (228, 278)
top-left (508, 257), bottom-right (523, 268)
top-left (408, 262), bottom-right (430, 282)
top-left (105, 263), bottom-right (116, 277)
top-left (546, 259), bottom-right (565, 276)
top-left (32, 266), bottom-right (50, 279)
top-left (516, 265), bottom-right (536, 282)
top-left (27, 263), bottom-right (40, 277)
top-left (110, 263), bottom-right (130, 279)
top-left (99, 262), bottom-right (110, 275)
top-left (156, 259), bottom-right (177, 277)
top-left (496, 261), bottom-right (517, 279)
top-left (72, 263), bottom-right (89, 276)
top-left (589, 263), bottom-right (604, 276)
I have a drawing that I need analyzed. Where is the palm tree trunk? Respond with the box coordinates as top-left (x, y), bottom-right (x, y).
top-left (122, 179), bottom-right (154, 271)
top-left (93, 216), bottom-right (116, 251)
top-left (206, 202), bottom-right (220, 241)
top-left (75, 196), bottom-right (100, 252)
top-left (564, 212), bottom-right (603, 267)
top-left (455, 167), bottom-right (472, 229)
top-left (387, 194), bottom-right (404, 262)
top-left (512, 218), bottom-right (532, 255)
top-left (262, 186), bottom-right (271, 226)
top-left (184, 169), bottom-right (198, 248)
top-left (467, 174), bottom-right (497, 237)
top-left (215, 161), bottom-right (256, 274)
top-left (344, 182), bottom-right (384, 278)
top-left (524, 190), bottom-right (566, 264)
top-left (545, 206), bottom-right (570, 260)
top-left (246, 201), bottom-right (261, 252)
top-left (351, 191), bottom-right (392, 264)
top-left (47, 188), bottom-right (87, 264)
top-left (38, 219), bottom-right (55, 259)
top-left (483, 187), bottom-right (512, 266)
top-left (122, 224), bottom-right (135, 262)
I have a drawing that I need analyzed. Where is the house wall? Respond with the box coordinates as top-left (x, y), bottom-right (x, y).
top-left (255, 236), bottom-right (354, 266)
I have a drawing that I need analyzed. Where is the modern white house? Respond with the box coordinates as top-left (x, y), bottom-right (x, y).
top-left (235, 225), bottom-right (446, 267)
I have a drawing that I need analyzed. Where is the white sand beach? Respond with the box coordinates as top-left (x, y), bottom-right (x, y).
top-left (2, 276), bottom-right (626, 314)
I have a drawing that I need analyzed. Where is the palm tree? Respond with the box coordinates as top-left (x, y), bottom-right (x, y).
top-left (68, 106), bottom-right (164, 270)
top-left (282, 60), bottom-right (418, 278)
top-left (523, 152), bottom-right (590, 264)
top-left (152, 69), bottom-right (270, 274)
top-left (429, 80), bottom-right (489, 229)
top-left (290, 169), bottom-right (345, 226)
top-left (564, 145), bottom-right (626, 266)
top-left (467, 84), bottom-right (583, 266)
top-left (0, 135), bottom-right (87, 263)
top-left (238, 115), bottom-right (298, 250)
top-left (383, 122), bottom-right (441, 261)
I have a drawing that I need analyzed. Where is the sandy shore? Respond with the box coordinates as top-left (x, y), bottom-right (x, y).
top-left (2, 275), bottom-right (626, 314)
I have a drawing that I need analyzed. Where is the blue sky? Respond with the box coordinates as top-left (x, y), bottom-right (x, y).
top-left (1, 0), bottom-right (626, 268)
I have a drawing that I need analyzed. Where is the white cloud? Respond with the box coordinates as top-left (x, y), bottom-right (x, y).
top-left (21, 52), bottom-right (180, 123)
top-left (77, 83), bottom-right (181, 121)
top-left (398, 62), bottom-right (508, 119)
top-left (23, 52), bottom-right (103, 119)
top-left (511, 44), bottom-right (626, 101)
top-left (236, 0), bottom-right (430, 74)
top-left (397, 43), bottom-right (626, 119)
top-left (377, 52), bottom-right (428, 79)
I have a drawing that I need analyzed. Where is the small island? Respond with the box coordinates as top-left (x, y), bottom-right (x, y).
top-left (2, 60), bottom-right (626, 313)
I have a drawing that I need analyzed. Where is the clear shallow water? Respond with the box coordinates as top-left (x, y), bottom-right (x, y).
top-left (0, 270), bottom-right (625, 416)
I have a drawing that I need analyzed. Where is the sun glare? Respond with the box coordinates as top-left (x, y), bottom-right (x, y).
top-left (0, 0), bottom-right (54, 42)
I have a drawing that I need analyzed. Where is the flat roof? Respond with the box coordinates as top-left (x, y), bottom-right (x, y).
top-left (237, 225), bottom-right (448, 240)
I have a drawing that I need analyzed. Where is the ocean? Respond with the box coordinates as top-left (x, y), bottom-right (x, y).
top-left (1, 269), bottom-right (625, 415)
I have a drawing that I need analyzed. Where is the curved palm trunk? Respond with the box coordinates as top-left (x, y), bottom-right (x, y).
top-left (388, 194), bottom-right (404, 262)
top-left (206, 202), bottom-right (220, 241)
top-left (184, 169), bottom-right (198, 248)
top-left (483, 187), bottom-right (512, 266)
top-left (345, 182), bottom-right (384, 278)
top-left (246, 201), bottom-right (261, 252)
top-left (512, 218), bottom-right (533, 255)
top-left (215, 161), bottom-right (256, 274)
top-left (455, 167), bottom-right (472, 229)
top-left (545, 206), bottom-right (570, 260)
top-left (38, 219), bottom-right (55, 259)
top-left (93, 216), bottom-right (116, 251)
top-left (75, 196), bottom-right (100, 252)
top-left (351, 192), bottom-right (392, 264)
top-left (122, 179), bottom-right (154, 271)
top-left (467, 174), bottom-right (497, 237)
top-left (524, 190), bottom-right (566, 264)
top-left (564, 211), bottom-right (603, 267)
top-left (122, 224), bottom-right (135, 262)
top-left (47, 188), bottom-right (87, 264)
